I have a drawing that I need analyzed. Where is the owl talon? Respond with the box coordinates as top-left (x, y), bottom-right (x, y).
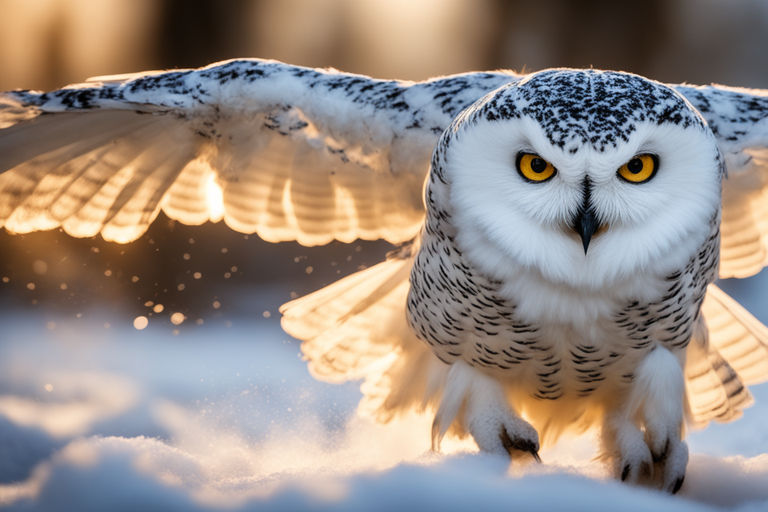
top-left (618, 458), bottom-right (652, 483)
top-left (621, 463), bottom-right (630, 482)
top-left (499, 427), bottom-right (541, 462)
top-left (604, 415), bottom-right (653, 484)
top-left (670, 476), bottom-right (685, 494)
top-left (499, 426), bottom-right (541, 462)
top-left (459, 364), bottom-right (540, 461)
top-left (659, 439), bottom-right (688, 494)
top-left (620, 461), bottom-right (650, 481)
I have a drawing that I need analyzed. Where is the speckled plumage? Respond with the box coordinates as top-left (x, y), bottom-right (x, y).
top-left (2, 59), bottom-right (768, 493)
top-left (480, 70), bottom-right (705, 151)
top-left (408, 71), bottom-right (721, 404)
top-left (408, 175), bottom-right (720, 401)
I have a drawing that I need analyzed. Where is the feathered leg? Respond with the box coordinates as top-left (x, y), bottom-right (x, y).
top-left (433, 361), bottom-right (540, 462)
top-left (602, 346), bottom-right (687, 493)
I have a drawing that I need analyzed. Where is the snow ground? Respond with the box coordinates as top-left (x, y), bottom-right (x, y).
top-left (0, 293), bottom-right (767, 511)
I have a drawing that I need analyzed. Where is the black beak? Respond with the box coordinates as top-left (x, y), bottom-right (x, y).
top-left (572, 177), bottom-right (598, 254)
top-left (574, 208), bottom-right (599, 254)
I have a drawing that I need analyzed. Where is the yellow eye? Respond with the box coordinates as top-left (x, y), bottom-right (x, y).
top-left (516, 153), bottom-right (556, 182)
top-left (617, 154), bottom-right (658, 184)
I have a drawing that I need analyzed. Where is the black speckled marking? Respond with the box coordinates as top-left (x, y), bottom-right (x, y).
top-left (5, 60), bottom-right (517, 178)
top-left (677, 84), bottom-right (768, 146)
top-left (478, 69), bottom-right (706, 152)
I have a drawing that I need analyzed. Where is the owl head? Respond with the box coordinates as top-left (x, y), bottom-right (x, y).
top-left (437, 69), bottom-right (723, 291)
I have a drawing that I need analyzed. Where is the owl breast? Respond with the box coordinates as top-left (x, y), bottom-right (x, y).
top-left (406, 211), bottom-right (720, 402)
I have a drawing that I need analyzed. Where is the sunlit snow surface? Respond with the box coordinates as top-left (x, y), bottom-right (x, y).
top-left (0, 281), bottom-right (767, 511)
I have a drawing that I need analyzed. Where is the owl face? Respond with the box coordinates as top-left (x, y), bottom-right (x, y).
top-left (444, 70), bottom-right (723, 290)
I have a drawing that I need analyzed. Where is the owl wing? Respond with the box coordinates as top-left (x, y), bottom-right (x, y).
top-left (673, 84), bottom-right (768, 421)
top-left (685, 284), bottom-right (768, 426)
top-left (0, 59), bottom-right (515, 245)
top-left (280, 244), bottom-right (443, 423)
top-left (674, 83), bottom-right (768, 278)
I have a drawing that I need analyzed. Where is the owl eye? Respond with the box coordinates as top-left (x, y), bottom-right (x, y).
top-left (617, 154), bottom-right (658, 184)
top-left (516, 152), bottom-right (556, 183)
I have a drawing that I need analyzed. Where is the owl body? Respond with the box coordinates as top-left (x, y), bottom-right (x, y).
top-left (402, 72), bottom-right (726, 487)
top-left (409, 72), bottom-right (718, 363)
top-left (408, 182), bottom-right (719, 421)
top-left (1, 59), bottom-right (767, 494)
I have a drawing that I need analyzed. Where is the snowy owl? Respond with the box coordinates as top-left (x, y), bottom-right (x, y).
top-left (2, 59), bottom-right (768, 493)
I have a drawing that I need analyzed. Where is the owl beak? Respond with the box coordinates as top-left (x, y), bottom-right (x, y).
top-left (573, 208), bottom-right (599, 254)
top-left (572, 177), bottom-right (598, 254)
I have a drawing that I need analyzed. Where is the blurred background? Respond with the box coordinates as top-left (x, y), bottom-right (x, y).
top-left (1, 0), bottom-right (768, 329)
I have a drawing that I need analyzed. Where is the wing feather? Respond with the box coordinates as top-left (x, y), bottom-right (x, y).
top-left (280, 254), bottom-right (414, 382)
top-left (686, 284), bottom-right (768, 427)
top-left (0, 59), bottom-right (515, 245)
top-left (1, 112), bottom-right (195, 242)
top-left (675, 84), bottom-right (768, 278)
top-left (161, 158), bottom-right (223, 225)
top-left (279, 246), bottom-right (451, 425)
top-left (702, 284), bottom-right (768, 385)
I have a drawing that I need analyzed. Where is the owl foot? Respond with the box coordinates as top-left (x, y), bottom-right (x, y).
top-left (433, 361), bottom-right (540, 462)
top-left (462, 367), bottom-right (540, 461)
top-left (604, 346), bottom-right (687, 493)
top-left (643, 425), bottom-right (688, 493)
top-left (644, 413), bottom-right (681, 462)
top-left (610, 418), bottom-right (653, 484)
top-left (650, 436), bottom-right (688, 494)
top-left (466, 403), bottom-right (540, 461)
top-left (606, 413), bottom-right (687, 493)
top-left (639, 348), bottom-right (687, 494)
top-left (499, 423), bottom-right (541, 462)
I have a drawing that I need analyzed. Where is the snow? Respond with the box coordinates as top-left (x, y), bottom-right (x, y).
top-left (0, 284), bottom-right (767, 510)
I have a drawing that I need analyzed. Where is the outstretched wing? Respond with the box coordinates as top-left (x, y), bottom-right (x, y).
top-left (0, 59), bottom-right (515, 245)
top-left (674, 84), bottom-right (768, 423)
top-left (675, 83), bottom-right (768, 278)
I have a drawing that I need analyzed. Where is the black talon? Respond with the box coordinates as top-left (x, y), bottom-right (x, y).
top-left (621, 463), bottom-right (631, 482)
top-left (671, 476), bottom-right (685, 494)
top-left (499, 427), bottom-right (540, 462)
top-left (499, 427), bottom-right (514, 455)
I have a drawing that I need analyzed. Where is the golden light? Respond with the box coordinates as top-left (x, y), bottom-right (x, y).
top-left (133, 316), bottom-right (148, 330)
top-left (0, 0), bottom-right (158, 90)
top-left (205, 173), bottom-right (225, 223)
